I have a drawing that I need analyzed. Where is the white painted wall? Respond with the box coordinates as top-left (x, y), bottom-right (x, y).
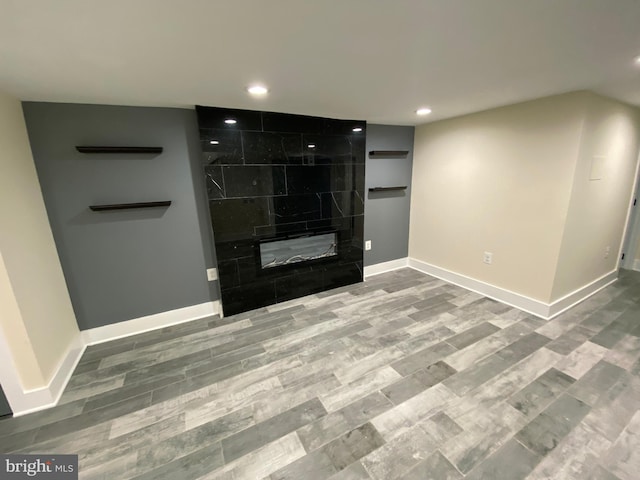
top-left (551, 94), bottom-right (640, 300)
top-left (0, 90), bottom-right (80, 411)
top-left (409, 92), bottom-right (585, 302)
top-left (409, 91), bottom-right (640, 306)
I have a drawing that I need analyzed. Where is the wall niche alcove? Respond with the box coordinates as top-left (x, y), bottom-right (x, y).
top-left (196, 106), bottom-right (365, 315)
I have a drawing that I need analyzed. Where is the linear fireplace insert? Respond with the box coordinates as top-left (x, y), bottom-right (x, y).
top-left (260, 232), bottom-right (338, 269)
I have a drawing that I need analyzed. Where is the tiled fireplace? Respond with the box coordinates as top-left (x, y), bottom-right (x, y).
top-left (196, 106), bottom-right (365, 315)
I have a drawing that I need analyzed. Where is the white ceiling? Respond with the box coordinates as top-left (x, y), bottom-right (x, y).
top-left (1, 0), bottom-right (640, 125)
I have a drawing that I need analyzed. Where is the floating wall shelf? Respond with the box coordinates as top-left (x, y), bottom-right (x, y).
top-left (368, 186), bottom-right (408, 192)
top-left (76, 146), bottom-right (163, 154)
top-left (368, 150), bottom-right (409, 158)
top-left (89, 201), bottom-right (172, 211)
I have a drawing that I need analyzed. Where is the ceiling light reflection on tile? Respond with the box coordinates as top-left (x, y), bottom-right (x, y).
top-left (209, 140), bottom-right (219, 145)
top-left (308, 144), bottom-right (316, 148)
top-left (352, 127), bottom-right (363, 132)
top-left (224, 119), bottom-right (237, 125)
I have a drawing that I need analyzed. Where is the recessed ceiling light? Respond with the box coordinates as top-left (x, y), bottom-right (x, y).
top-left (352, 127), bottom-right (363, 132)
top-left (247, 85), bottom-right (268, 95)
top-left (224, 119), bottom-right (237, 125)
top-left (308, 144), bottom-right (316, 148)
top-left (634, 55), bottom-right (640, 65)
top-left (209, 140), bottom-right (219, 145)
top-left (416, 107), bottom-right (432, 116)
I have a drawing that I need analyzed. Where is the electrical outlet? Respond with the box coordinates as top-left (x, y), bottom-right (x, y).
top-left (207, 268), bottom-right (218, 281)
top-left (365, 240), bottom-right (372, 251)
top-left (604, 246), bottom-right (610, 259)
top-left (483, 252), bottom-right (493, 265)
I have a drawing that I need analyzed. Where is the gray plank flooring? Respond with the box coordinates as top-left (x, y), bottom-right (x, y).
top-left (1, 268), bottom-right (640, 479)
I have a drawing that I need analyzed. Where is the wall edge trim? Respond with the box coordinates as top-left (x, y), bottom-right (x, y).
top-left (81, 300), bottom-right (221, 346)
top-left (547, 271), bottom-right (618, 319)
top-left (364, 257), bottom-right (409, 278)
top-left (408, 258), bottom-right (551, 318)
top-left (10, 334), bottom-right (85, 417)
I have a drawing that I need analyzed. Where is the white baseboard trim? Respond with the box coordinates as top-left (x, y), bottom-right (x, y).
top-left (10, 334), bottom-right (85, 417)
top-left (407, 258), bottom-right (620, 320)
top-left (3, 300), bottom-right (221, 416)
top-left (81, 300), bottom-right (221, 346)
top-left (408, 258), bottom-right (551, 318)
top-left (364, 257), bottom-right (409, 279)
top-left (547, 270), bottom-right (618, 319)
top-left (633, 259), bottom-right (640, 272)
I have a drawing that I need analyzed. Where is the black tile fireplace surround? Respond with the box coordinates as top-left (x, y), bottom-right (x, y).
top-left (196, 106), bottom-right (366, 315)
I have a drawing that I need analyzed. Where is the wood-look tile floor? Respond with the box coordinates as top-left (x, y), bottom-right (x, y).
top-left (2, 268), bottom-right (640, 479)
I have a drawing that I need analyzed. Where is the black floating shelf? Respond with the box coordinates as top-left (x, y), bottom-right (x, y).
top-left (368, 186), bottom-right (408, 192)
top-left (76, 146), bottom-right (163, 154)
top-left (369, 150), bottom-right (409, 157)
top-left (89, 201), bottom-right (172, 211)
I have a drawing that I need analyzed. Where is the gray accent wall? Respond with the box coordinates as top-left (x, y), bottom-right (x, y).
top-left (23, 103), bottom-right (218, 330)
top-left (364, 124), bottom-right (415, 266)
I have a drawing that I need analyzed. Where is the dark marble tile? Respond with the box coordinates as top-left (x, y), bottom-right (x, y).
top-left (221, 279), bottom-right (277, 316)
top-left (209, 197), bottom-right (271, 241)
top-left (204, 165), bottom-right (225, 199)
top-left (254, 221), bottom-right (309, 238)
top-left (221, 398), bottom-right (327, 462)
top-left (241, 131), bottom-right (303, 165)
top-left (273, 194), bottom-right (323, 223)
top-left (200, 128), bottom-right (243, 165)
top-left (222, 165), bottom-right (286, 198)
top-left (323, 262), bottom-right (363, 291)
top-left (196, 105), bottom-right (262, 131)
top-left (303, 135), bottom-right (354, 164)
top-left (275, 269), bottom-right (327, 303)
top-left (262, 111), bottom-right (325, 134)
top-left (321, 191), bottom-right (364, 218)
top-left (217, 259), bottom-right (240, 288)
top-left (322, 119), bottom-right (366, 136)
top-left (286, 165), bottom-right (353, 195)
